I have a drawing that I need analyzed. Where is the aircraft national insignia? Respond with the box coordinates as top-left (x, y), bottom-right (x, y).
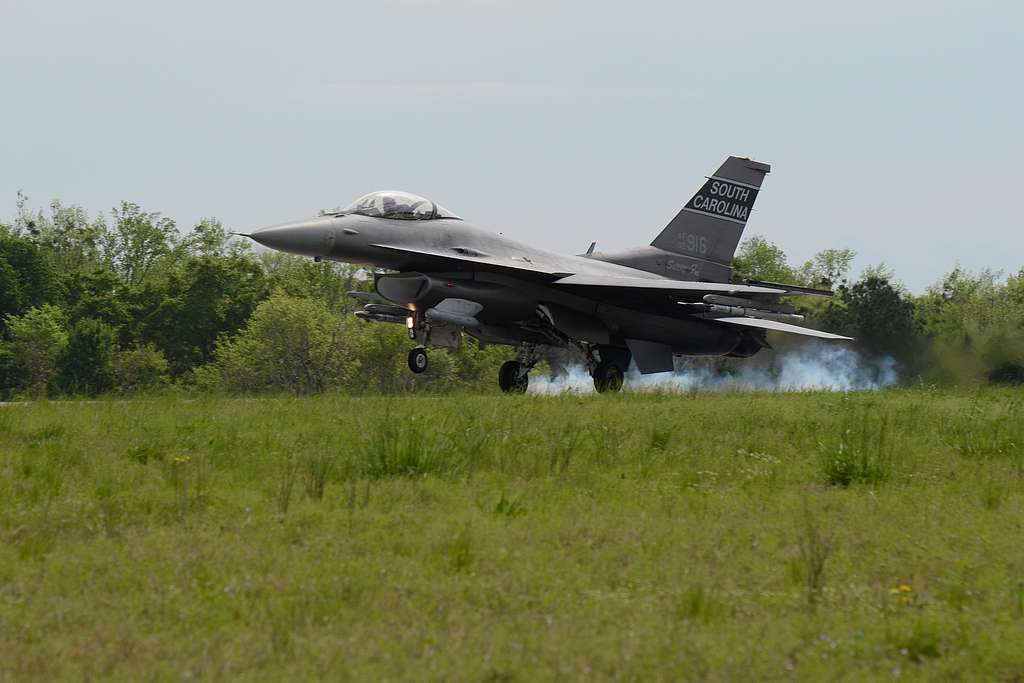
top-left (684, 179), bottom-right (759, 223)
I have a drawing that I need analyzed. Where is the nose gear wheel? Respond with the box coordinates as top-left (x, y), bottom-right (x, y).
top-left (408, 347), bottom-right (428, 373)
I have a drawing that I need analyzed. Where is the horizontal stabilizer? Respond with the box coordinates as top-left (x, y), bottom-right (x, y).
top-left (744, 280), bottom-right (835, 297)
top-left (713, 316), bottom-right (853, 340)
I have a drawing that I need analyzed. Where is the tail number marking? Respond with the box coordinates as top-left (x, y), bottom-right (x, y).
top-left (676, 232), bottom-right (708, 256)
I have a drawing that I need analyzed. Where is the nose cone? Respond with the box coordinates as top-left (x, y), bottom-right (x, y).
top-left (250, 218), bottom-right (336, 257)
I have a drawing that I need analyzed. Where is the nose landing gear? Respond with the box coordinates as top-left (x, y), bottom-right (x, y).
top-left (408, 347), bottom-right (428, 374)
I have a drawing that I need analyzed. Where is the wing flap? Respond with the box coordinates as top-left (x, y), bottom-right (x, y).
top-left (713, 316), bottom-right (853, 340)
top-left (554, 273), bottom-right (786, 296)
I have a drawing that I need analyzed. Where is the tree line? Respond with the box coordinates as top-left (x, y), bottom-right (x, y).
top-left (1, 195), bottom-right (1022, 397)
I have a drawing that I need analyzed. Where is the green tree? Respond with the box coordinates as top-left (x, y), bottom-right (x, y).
top-left (262, 252), bottom-right (363, 312)
top-left (731, 235), bottom-right (800, 283)
top-left (18, 199), bottom-right (107, 273)
top-left (916, 268), bottom-right (1005, 342)
top-left (103, 202), bottom-right (179, 286)
top-left (134, 255), bottom-right (268, 375)
top-left (186, 217), bottom-right (251, 258)
top-left (915, 268), bottom-right (1024, 384)
top-left (0, 235), bottom-right (59, 327)
top-left (4, 305), bottom-right (68, 396)
top-left (60, 267), bottom-right (132, 334)
top-left (820, 274), bottom-right (920, 364)
top-left (0, 257), bottom-right (21, 324)
top-left (56, 319), bottom-right (117, 395)
top-left (113, 345), bottom-right (169, 393)
top-left (1005, 268), bottom-right (1024, 309)
top-left (196, 295), bottom-right (354, 394)
top-left (344, 317), bottom-right (417, 393)
top-left (798, 248), bottom-right (856, 288)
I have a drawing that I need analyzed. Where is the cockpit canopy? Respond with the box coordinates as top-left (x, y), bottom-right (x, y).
top-left (336, 191), bottom-right (461, 221)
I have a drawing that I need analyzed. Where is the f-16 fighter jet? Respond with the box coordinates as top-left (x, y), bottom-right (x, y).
top-left (247, 156), bottom-right (850, 393)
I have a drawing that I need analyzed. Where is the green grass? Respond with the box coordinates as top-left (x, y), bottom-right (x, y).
top-left (1, 389), bottom-right (1024, 680)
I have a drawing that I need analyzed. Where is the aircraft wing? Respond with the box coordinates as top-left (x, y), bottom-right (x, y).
top-left (369, 243), bottom-right (571, 278)
top-left (553, 274), bottom-right (788, 296)
top-left (712, 316), bottom-right (854, 340)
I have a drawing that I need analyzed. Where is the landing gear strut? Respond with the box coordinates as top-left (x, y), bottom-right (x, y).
top-left (408, 347), bottom-right (428, 374)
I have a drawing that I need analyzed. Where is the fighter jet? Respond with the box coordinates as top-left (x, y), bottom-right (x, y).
top-left (247, 156), bottom-right (851, 393)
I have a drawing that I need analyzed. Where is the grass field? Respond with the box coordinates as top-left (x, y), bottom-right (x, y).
top-left (2, 389), bottom-right (1024, 680)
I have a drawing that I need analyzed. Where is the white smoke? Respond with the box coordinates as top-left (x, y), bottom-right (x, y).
top-left (527, 343), bottom-right (898, 395)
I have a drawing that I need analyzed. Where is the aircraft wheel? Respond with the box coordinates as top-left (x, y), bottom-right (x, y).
top-left (592, 361), bottom-right (624, 393)
top-left (498, 360), bottom-right (529, 394)
top-left (408, 347), bottom-right (428, 374)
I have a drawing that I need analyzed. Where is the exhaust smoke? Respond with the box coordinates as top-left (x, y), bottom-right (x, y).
top-left (527, 343), bottom-right (898, 395)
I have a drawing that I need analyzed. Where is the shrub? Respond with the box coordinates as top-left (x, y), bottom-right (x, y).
top-left (4, 305), bottom-right (67, 396)
top-left (114, 345), bottom-right (169, 392)
top-left (196, 295), bottom-right (353, 394)
top-left (56, 318), bottom-right (116, 395)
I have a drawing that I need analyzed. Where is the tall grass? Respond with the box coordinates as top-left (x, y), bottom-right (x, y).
top-left (2, 389), bottom-right (1023, 680)
top-left (945, 397), bottom-right (1023, 466)
top-left (359, 414), bottom-right (466, 478)
top-left (303, 448), bottom-right (334, 500)
top-left (798, 504), bottom-right (833, 608)
top-left (818, 406), bottom-right (895, 486)
top-left (276, 454), bottom-right (300, 514)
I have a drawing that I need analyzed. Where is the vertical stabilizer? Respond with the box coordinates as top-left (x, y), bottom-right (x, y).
top-left (588, 156), bottom-right (771, 282)
top-left (650, 156), bottom-right (770, 267)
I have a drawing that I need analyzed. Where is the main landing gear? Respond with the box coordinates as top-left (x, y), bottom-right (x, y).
top-left (494, 344), bottom-right (628, 394)
top-left (498, 361), bottom-right (529, 393)
top-left (583, 344), bottom-right (629, 394)
top-left (498, 344), bottom-right (541, 394)
top-left (592, 361), bottom-right (625, 393)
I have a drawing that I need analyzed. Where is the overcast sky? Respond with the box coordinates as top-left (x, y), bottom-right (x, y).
top-left (1, 0), bottom-right (1021, 291)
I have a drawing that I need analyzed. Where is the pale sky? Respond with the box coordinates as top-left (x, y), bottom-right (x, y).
top-left (2, 0), bottom-right (1021, 292)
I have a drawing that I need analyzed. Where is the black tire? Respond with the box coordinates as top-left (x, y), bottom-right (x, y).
top-left (408, 347), bottom-right (428, 374)
top-left (592, 361), bottom-right (624, 393)
top-left (498, 360), bottom-right (529, 394)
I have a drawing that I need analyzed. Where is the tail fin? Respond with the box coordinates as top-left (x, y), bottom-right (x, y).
top-left (587, 156), bottom-right (770, 282)
top-left (651, 156), bottom-right (770, 268)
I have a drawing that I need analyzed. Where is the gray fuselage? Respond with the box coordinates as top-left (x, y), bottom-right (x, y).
top-left (251, 213), bottom-right (751, 358)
